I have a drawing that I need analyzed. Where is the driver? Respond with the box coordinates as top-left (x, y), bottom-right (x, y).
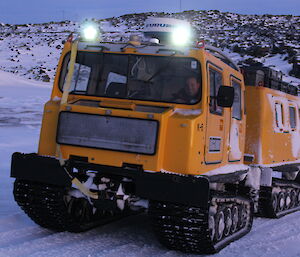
top-left (173, 76), bottom-right (201, 104)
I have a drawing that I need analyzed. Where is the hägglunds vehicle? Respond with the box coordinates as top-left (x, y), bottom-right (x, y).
top-left (11, 18), bottom-right (300, 254)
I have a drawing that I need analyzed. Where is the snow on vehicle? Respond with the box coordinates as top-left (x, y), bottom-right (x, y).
top-left (10, 18), bottom-right (300, 254)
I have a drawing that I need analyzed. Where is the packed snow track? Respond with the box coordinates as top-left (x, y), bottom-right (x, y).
top-left (1, 71), bottom-right (300, 257)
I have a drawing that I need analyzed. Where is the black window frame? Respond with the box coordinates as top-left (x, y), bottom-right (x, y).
top-left (208, 67), bottom-right (223, 115)
top-left (275, 102), bottom-right (284, 128)
top-left (58, 51), bottom-right (203, 105)
top-left (231, 79), bottom-right (242, 120)
top-left (289, 106), bottom-right (297, 129)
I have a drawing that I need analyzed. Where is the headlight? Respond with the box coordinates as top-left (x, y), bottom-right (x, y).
top-left (81, 22), bottom-right (100, 41)
top-left (171, 25), bottom-right (191, 46)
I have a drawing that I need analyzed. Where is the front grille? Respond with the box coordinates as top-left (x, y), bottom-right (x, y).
top-left (57, 112), bottom-right (158, 155)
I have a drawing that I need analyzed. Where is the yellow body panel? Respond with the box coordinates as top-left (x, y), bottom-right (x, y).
top-left (38, 42), bottom-right (246, 176)
top-left (38, 100), bottom-right (60, 156)
top-left (245, 86), bottom-right (300, 165)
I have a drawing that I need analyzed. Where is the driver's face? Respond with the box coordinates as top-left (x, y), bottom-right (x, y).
top-left (186, 77), bottom-right (200, 96)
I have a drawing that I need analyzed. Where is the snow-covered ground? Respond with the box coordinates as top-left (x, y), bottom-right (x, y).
top-left (1, 71), bottom-right (300, 256)
top-left (0, 70), bottom-right (51, 219)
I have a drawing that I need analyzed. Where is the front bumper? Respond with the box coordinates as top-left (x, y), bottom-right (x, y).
top-left (11, 152), bottom-right (209, 208)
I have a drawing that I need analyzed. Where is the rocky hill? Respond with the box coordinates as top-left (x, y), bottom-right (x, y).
top-left (0, 10), bottom-right (299, 82)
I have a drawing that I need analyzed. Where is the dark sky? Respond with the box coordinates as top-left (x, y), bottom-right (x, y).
top-left (0, 0), bottom-right (299, 24)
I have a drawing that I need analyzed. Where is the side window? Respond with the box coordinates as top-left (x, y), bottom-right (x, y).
top-left (61, 62), bottom-right (91, 93)
top-left (209, 68), bottom-right (223, 115)
top-left (59, 52), bottom-right (99, 94)
top-left (289, 106), bottom-right (296, 129)
top-left (232, 80), bottom-right (242, 120)
top-left (70, 64), bottom-right (91, 92)
top-left (275, 103), bottom-right (284, 129)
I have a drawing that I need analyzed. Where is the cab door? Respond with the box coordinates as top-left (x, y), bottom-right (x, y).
top-left (204, 64), bottom-right (225, 164)
top-left (228, 77), bottom-right (244, 162)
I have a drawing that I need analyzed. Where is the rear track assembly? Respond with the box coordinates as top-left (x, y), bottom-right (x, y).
top-left (259, 179), bottom-right (300, 218)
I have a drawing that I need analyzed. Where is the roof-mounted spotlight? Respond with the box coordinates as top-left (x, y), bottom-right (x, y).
top-left (81, 22), bottom-right (100, 42)
top-left (171, 25), bottom-right (191, 46)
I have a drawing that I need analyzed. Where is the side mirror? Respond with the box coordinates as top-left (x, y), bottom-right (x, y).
top-left (217, 86), bottom-right (234, 108)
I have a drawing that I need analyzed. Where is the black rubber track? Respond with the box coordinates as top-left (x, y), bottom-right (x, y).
top-left (258, 180), bottom-right (300, 219)
top-left (13, 179), bottom-right (134, 232)
top-left (149, 195), bottom-right (253, 254)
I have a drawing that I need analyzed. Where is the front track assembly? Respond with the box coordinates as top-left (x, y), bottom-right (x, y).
top-left (13, 179), bottom-right (134, 232)
top-left (149, 194), bottom-right (253, 254)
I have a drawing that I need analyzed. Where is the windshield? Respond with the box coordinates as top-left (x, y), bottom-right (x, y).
top-left (59, 51), bottom-right (202, 105)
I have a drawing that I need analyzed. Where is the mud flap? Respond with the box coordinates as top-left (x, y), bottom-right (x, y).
top-left (136, 172), bottom-right (210, 208)
top-left (11, 152), bottom-right (71, 187)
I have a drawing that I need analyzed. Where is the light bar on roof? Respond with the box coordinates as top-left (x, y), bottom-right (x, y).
top-left (81, 22), bottom-right (100, 42)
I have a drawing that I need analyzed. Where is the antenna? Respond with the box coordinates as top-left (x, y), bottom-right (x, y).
top-left (179, 0), bottom-right (182, 12)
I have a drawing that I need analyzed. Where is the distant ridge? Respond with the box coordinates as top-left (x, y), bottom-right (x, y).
top-left (0, 10), bottom-right (299, 81)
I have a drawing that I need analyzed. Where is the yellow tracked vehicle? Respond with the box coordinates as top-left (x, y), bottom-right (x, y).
top-left (11, 18), bottom-right (300, 254)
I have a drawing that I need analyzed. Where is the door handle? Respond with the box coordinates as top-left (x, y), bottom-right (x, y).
top-left (219, 119), bottom-right (224, 131)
